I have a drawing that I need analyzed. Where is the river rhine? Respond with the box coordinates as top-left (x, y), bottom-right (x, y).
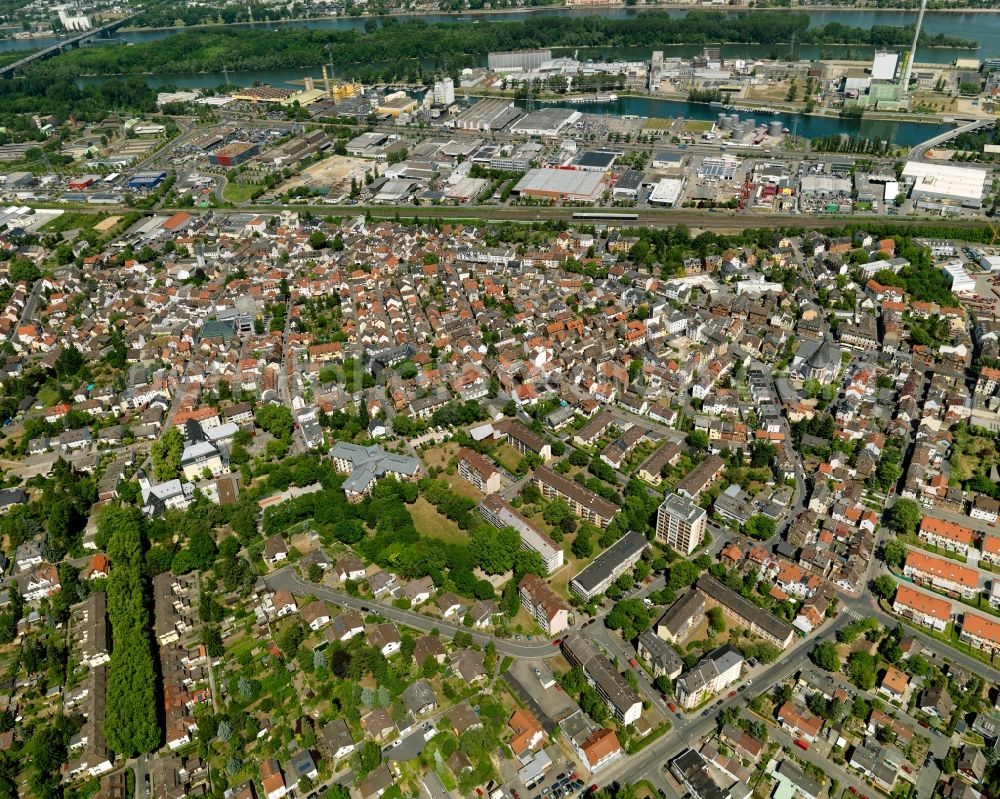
top-left (6, 6), bottom-right (995, 145)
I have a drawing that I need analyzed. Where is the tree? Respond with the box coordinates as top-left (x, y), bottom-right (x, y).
top-left (686, 430), bottom-right (709, 450)
top-left (605, 598), bottom-right (652, 641)
top-left (151, 427), bottom-right (184, 481)
top-left (667, 560), bottom-right (700, 589)
top-left (354, 741), bottom-right (381, 778)
top-left (572, 526), bottom-right (594, 559)
top-left (886, 499), bottom-right (921, 536)
top-left (809, 641), bottom-right (841, 672)
top-left (871, 575), bottom-right (897, 601)
top-left (706, 606), bottom-right (726, 635)
top-left (255, 405), bottom-right (294, 439)
top-left (847, 651), bottom-right (878, 690)
top-left (745, 515), bottom-right (775, 540)
top-left (751, 441), bottom-right (776, 468)
top-left (308, 230), bottom-right (328, 249)
top-left (101, 507), bottom-right (160, 756)
top-left (55, 344), bottom-right (85, 378)
top-left (470, 526), bottom-right (518, 574)
top-left (880, 538), bottom-right (908, 570)
top-left (543, 498), bottom-right (572, 527)
top-left (202, 625), bottom-right (224, 657)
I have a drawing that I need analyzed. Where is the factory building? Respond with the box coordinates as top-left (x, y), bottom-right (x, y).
top-left (128, 171), bottom-right (168, 190)
top-left (432, 78), bottom-right (455, 107)
top-left (488, 49), bottom-right (553, 73)
top-left (572, 151), bottom-right (619, 172)
top-left (902, 161), bottom-right (988, 210)
top-left (942, 262), bottom-right (976, 294)
top-left (449, 99), bottom-right (522, 132)
top-left (611, 170), bottom-right (644, 200)
top-left (510, 108), bottom-right (581, 138)
top-left (648, 178), bottom-right (685, 207)
top-left (376, 91), bottom-right (418, 118)
top-left (209, 142), bottom-right (259, 168)
top-left (512, 168), bottom-right (606, 203)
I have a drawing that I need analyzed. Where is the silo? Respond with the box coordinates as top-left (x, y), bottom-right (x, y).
top-left (768, 119), bottom-right (784, 137)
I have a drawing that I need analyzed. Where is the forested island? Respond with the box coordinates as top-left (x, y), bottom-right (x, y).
top-left (23, 11), bottom-right (977, 80)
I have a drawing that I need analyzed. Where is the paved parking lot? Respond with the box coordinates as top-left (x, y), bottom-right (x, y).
top-left (504, 661), bottom-right (577, 731)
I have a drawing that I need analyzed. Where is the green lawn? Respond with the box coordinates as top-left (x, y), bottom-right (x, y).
top-left (35, 385), bottom-right (60, 407)
top-left (494, 444), bottom-right (523, 473)
top-left (40, 211), bottom-right (100, 233)
top-left (411, 496), bottom-right (467, 544)
top-left (682, 119), bottom-right (716, 134)
top-left (223, 182), bottom-right (262, 203)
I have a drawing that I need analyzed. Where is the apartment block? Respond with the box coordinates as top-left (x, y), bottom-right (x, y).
top-left (533, 465), bottom-right (617, 529)
top-left (892, 583), bottom-right (951, 632)
top-left (561, 635), bottom-right (643, 725)
top-left (519, 573), bottom-right (571, 635)
top-left (655, 492), bottom-right (707, 555)
top-left (479, 494), bottom-right (564, 573)
top-left (456, 447), bottom-right (502, 494)
top-left (903, 550), bottom-right (979, 599)
top-left (570, 530), bottom-right (648, 600)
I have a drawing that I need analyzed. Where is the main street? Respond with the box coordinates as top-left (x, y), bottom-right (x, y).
top-left (265, 566), bottom-right (564, 659)
top-left (590, 615), bottom-right (860, 798)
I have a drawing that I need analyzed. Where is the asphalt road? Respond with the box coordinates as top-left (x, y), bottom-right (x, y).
top-left (589, 615), bottom-right (851, 795)
top-left (265, 567), bottom-right (563, 658)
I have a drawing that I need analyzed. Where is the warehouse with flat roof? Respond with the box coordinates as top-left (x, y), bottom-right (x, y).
top-left (209, 141), bottom-right (259, 167)
top-left (648, 177), bottom-right (684, 207)
top-left (572, 150), bottom-right (619, 172)
top-left (902, 161), bottom-right (988, 210)
top-left (510, 108), bottom-right (581, 137)
top-left (449, 99), bottom-right (522, 132)
top-left (512, 168), bottom-right (606, 202)
top-left (488, 49), bottom-right (553, 73)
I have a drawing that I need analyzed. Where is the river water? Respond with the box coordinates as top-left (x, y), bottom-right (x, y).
top-left (6, 6), bottom-right (994, 143)
top-left (3, 6), bottom-right (1000, 62)
top-left (515, 96), bottom-right (954, 147)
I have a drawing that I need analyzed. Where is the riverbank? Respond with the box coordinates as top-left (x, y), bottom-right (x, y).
top-left (475, 88), bottom-right (969, 128)
top-left (113, 2), bottom-right (1000, 33)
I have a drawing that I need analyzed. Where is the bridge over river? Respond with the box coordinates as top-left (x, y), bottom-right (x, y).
top-left (0, 14), bottom-right (135, 78)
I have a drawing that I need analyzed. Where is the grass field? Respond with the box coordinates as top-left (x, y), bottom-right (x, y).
top-left (494, 443), bottom-right (522, 473)
top-left (411, 496), bottom-right (467, 545)
top-left (35, 385), bottom-right (60, 407)
top-left (40, 211), bottom-right (100, 234)
top-left (445, 476), bottom-right (482, 502)
top-left (681, 119), bottom-right (715, 134)
top-left (421, 442), bottom-right (458, 471)
top-left (223, 182), bottom-right (262, 203)
top-left (642, 118), bottom-right (673, 130)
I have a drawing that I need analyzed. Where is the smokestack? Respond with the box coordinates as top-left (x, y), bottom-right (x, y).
top-left (901, 0), bottom-right (927, 98)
